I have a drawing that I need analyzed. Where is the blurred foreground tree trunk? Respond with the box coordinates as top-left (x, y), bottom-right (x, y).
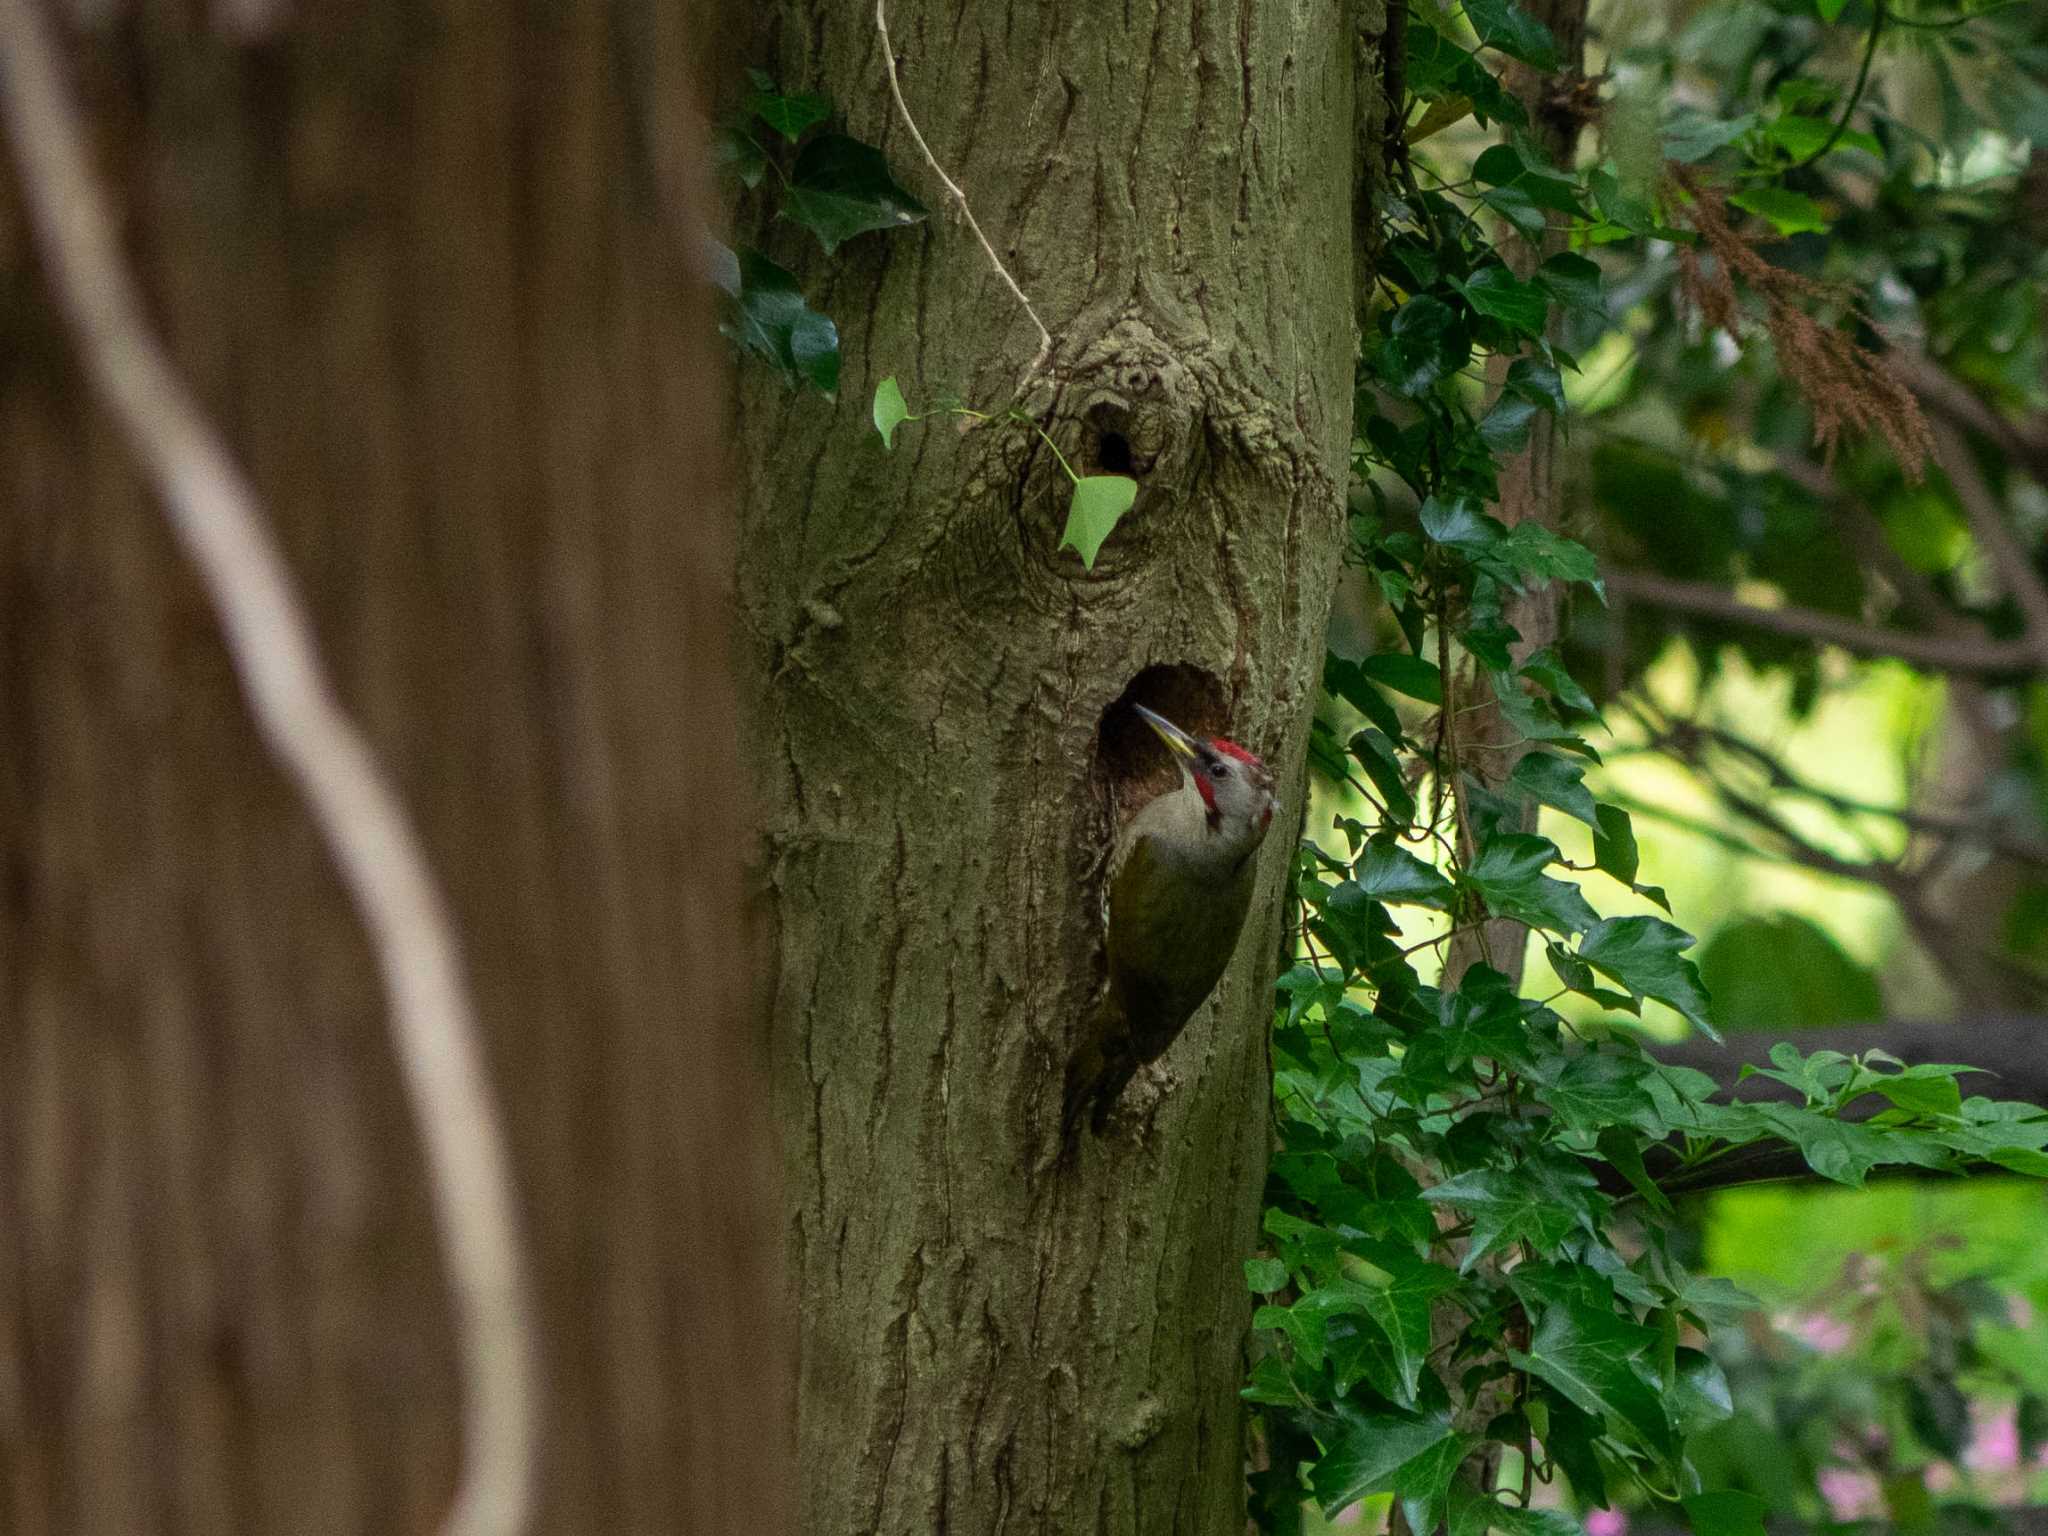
top-left (728, 2), bottom-right (1381, 1531)
top-left (0, 7), bottom-right (788, 1533)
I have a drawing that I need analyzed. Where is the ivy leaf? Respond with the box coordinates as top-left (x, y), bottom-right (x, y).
top-left (716, 245), bottom-right (841, 396)
top-left (1465, 834), bottom-right (1600, 936)
top-left (1505, 355), bottom-right (1567, 415)
top-left (1460, 265), bottom-right (1551, 335)
top-left (1578, 916), bottom-right (1717, 1038)
top-left (1683, 1491), bottom-right (1768, 1536)
top-left (1058, 476), bottom-right (1138, 568)
top-left (1661, 109), bottom-right (1757, 163)
top-left (1727, 186), bottom-right (1830, 236)
top-left (745, 68), bottom-right (832, 142)
top-left (1379, 296), bottom-right (1472, 396)
top-left (1325, 657), bottom-right (1408, 742)
top-left (1345, 1252), bottom-right (1463, 1405)
top-left (1511, 1301), bottom-right (1677, 1460)
top-left (782, 133), bottom-right (930, 253)
top-left (712, 123), bottom-right (769, 187)
top-left (1245, 1256), bottom-right (1289, 1293)
top-left (1420, 495), bottom-right (1506, 554)
top-left (1536, 1051), bottom-right (1658, 1134)
top-left (1311, 1412), bottom-right (1472, 1522)
top-left (1509, 751), bottom-right (1600, 828)
top-left (1591, 804), bottom-right (1640, 886)
top-left (1462, 0), bottom-right (1561, 70)
top-left (1423, 1165), bottom-right (1585, 1270)
top-left (872, 376), bottom-right (911, 449)
top-left (1479, 185), bottom-right (1551, 239)
top-left (1480, 394), bottom-right (1541, 452)
top-left (1753, 1103), bottom-right (1912, 1187)
top-left (1360, 652), bottom-right (1445, 704)
top-left (1536, 252), bottom-right (1605, 313)
top-left (1520, 646), bottom-right (1596, 715)
top-left (1482, 522), bottom-right (1602, 598)
top-left (1351, 728), bottom-right (1418, 823)
top-left (1318, 1417), bottom-right (1466, 1531)
top-left (1473, 145), bottom-right (1583, 217)
top-left (1357, 837), bottom-right (1456, 910)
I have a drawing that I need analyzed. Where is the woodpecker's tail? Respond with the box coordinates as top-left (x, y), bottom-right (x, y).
top-left (1060, 1029), bottom-right (1138, 1149)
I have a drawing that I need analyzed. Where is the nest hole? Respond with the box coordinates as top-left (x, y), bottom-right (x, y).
top-left (1084, 402), bottom-right (1149, 477)
top-left (1094, 665), bottom-right (1230, 826)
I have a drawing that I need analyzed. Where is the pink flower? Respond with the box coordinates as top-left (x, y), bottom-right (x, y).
top-left (1585, 1507), bottom-right (1628, 1536)
top-left (1966, 1406), bottom-right (2019, 1472)
top-left (1788, 1311), bottom-right (1853, 1355)
top-left (1818, 1466), bottom-right (1883, 1520)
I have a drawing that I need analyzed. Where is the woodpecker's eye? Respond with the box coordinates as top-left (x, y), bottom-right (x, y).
top-left (1208, 762), bottom-right (1227, 779)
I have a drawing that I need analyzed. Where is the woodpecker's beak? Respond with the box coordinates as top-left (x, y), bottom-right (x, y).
top-left (1134, 704), bottom-right (1201, 763)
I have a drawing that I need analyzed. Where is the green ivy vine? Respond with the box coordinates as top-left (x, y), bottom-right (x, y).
top-left (1246, 2), bottom-right (2048, 1534)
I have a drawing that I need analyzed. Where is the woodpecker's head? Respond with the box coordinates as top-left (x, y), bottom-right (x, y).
top-left (1134, 705), bottom-right (1277, 855)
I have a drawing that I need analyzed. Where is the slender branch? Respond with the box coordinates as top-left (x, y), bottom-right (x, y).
top-left (1786, 0), bottom-right (1886, 171)
top-left (1886, 348), bottom-right (2048, 480)
top-left (876, 0), bottom-right (1053, 378)
top-left (1931, 419), bottom-right (2048, 672)
top-left (0, 10), bottom-right (538, 1536)
top-left (1604, 567), bottom-right (2041, 675)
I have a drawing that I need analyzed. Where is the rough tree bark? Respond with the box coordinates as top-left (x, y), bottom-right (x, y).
top-left (0, 8), bottom-right (787, 1534)
top-left (729, 3), bottom-right (1384, 1532)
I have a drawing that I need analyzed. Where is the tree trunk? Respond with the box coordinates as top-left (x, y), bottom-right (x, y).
top-left (0, 8), bottom-right (788, 1533)
top-left (1446, 0), bottom-right (1590, 990)
top-left (731, 3), bottom-right (1382, 1531)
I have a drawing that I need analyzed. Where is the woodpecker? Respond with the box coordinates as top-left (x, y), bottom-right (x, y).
top-left (1064, 704), bottom-right (1278, 1138)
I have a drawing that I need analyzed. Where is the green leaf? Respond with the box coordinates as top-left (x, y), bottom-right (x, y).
top-left (1509, 751), bottom-right (1600, 828)
top-left (1420, 495), bottom-right (1506, 554)
top-left (781, 133), bottom-right (930, 254)
top-left (1313, 1411), bottom-right (1476, 1527)
top-left (1578, 916), bottom-right (1717, 1038)
top-left (1465, 834), bottom-right (1600, 936)
top-left (872, 376), bottom-right (910, 449)
top-left (1765, 114), bottom-right (1881, 161)
top-left (1360, 652), bottom-right (1444, 705)
top-left (1347, 1253), bottom-right (1463, 1404)
top-left (1462, 0), bottom-right (1561, 69)
top-left (1357, 837), bottom-right (1456, 910)
top-left (1727, 186), bottom-right (1830, 236)
top-left (1591, 804), bottom-right (1639, 886)
top-left (1753, 1103), bottom-right (1902, 1187)
top-left (1660, 109), bottom-right (1757, 163)
top-left (1505, 356), bottom-right (1568, 415)
top-left (745, 68), bottom-right (832, 142)
top-left (1325, 656), bottom-right (1408, 742)
top-left (1245, 1256), bottom-right (1290, 1293)
top-left (1521, 646), bottom-right (1596, 715)
top-left (1351, 729), bottom-right (1418, 823)
top-left (1536, 1051), bottom-right (1657, 1133)
top-left (1059, 476), bottom-right (1139, 569)
top-left (1423, 1164), bottom-right (1590, 1269)
top-left (717, 246), bottom-right (841, 396)
top-left (1473, 145), bottom-right (1584, 215)
top-left (1511, 1301), bottom-right (1676, 1460)
top-left (1536, 252), bottom-right (1605, 313)
top-left (1480, 394), bottom-right (1540, 452)
top-left (1380, 296), bottom-right (1472, 396)
top-left (1480, 185), bottom-right (1551, 239)
top-left (1460, 265), bottom-right (1551, 335)
top-left (1684, 1490), bottom-right (1768, 1536)
top-left (712, 124), bottom-right (768, 187)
